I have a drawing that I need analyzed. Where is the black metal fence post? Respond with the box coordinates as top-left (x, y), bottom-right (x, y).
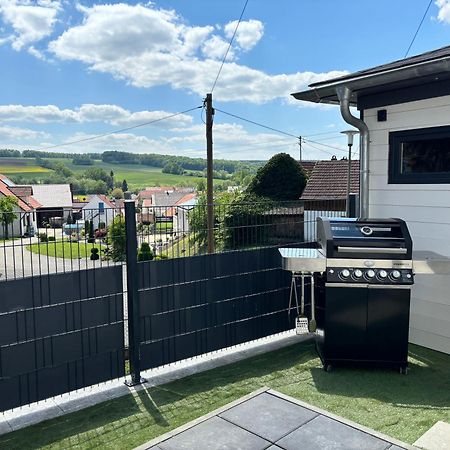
top-left (348, 194), bottom-right (358, 218)
top-left (124, 200), bottom-right (145, 386)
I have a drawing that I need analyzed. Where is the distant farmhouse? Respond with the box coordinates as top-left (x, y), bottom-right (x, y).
top-left (0, 174), bottom-right (40, 238)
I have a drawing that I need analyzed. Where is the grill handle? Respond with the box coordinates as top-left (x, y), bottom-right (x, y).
top-left (337, 246), bottom-right (407, 255)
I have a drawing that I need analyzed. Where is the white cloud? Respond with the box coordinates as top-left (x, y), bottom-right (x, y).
top-left (0, 104), bottom-right (194, 127)
top-left (436, 0), bottom-right (450, 23)
top-left (224, 19), bottom-right (264, 51)
top-left (48, 3), bottom-right (347, 104)
top-left (0, 0), bottom-right (60, 50)
top-left (0, 125), bottom-right (49, 140)
top-left (201, 34), bottom-right (234, 60)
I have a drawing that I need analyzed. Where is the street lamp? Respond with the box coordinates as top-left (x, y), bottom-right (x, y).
top-left (341, 129), bottom-right (359, 217)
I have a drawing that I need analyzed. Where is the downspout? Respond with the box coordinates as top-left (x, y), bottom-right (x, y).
top-left (336, 86), bottom-right (370, 218)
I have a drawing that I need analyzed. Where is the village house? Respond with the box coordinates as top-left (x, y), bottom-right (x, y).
top-left (0, 174), bottom-right (40, 238)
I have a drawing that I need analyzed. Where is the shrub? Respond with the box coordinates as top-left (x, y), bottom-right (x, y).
top-left (39, 233), bottom-right (48, 242)
top-left (107, 215), bottom-right (126, 261)
top-left (90, 247), bottom-right (100, 261)
top-left (47, 236), bottom-right (56, 242)
top-left (137, 242), bottom-right (154, 262)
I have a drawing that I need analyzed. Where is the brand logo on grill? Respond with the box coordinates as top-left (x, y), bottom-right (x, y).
top-left (364, 260), bottom-right (375, 267)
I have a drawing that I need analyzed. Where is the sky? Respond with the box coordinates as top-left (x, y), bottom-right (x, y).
top-left (0, 0), bottom-right (450, 161)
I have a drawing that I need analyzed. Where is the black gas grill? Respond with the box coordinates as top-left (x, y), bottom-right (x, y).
top-left (315, 218), bottom-right (413, 373)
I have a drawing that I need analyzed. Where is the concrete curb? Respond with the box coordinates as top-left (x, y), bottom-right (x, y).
top-left (0, 330), bottom-right (310, 436)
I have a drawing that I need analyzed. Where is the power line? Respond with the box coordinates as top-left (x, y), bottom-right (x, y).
top-left (215, 108), bottom-right (300, 139)
top-left (34, 106), bottom-right (202, 151)
top-left (211, 0), bottom-right (249, 93)
top-left (404, 0), bottom-right (433, 58)
top-left (303, 138), bottom-right (349, 153)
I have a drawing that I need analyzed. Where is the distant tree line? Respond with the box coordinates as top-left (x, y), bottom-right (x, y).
top-left (0, 148), bottom-right (263, 176)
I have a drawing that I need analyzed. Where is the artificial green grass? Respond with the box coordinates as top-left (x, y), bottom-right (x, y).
top-left (1, 343), bottom-right (449, 449)
top-left (26, 240), bottom-right (103, 259)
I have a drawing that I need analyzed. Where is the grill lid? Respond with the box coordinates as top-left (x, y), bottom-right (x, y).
top-left (317, 217), bottom-right (413, 260)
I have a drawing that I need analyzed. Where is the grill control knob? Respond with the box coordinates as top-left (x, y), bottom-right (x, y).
top-left (378, 270), bottom-right (388, 279)
top-left (353, 269), bottom-right (363, 278)
top-left (340, 269), bottom-right (351, 279)
top-left (366, 269), bottom-right (375, 279)
top-left (391, 270), bottom-right (401, 280)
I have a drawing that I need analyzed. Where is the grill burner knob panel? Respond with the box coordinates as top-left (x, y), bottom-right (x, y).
top-left (378, 270), bottom-right (388, 279)
top-left (353, 269), bottom-right (363, 279)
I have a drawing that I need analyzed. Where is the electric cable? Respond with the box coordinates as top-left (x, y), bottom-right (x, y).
top-left (211, 0), bottom-right (249, 93)
top-left (404, 0), bottom-right (433, 58)
top-left (33, 106), bottom-right (203, 151)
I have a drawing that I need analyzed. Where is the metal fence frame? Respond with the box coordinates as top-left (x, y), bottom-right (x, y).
top-left (0, 197), bottom-right (348, 409)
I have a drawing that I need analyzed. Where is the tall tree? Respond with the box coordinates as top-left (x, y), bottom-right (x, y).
top-left (122, 179), bottom-right (128, 192)
top-left (246, 153), bottom-right (307, 201)
top-left (0, 196), bottom-right (18, 240)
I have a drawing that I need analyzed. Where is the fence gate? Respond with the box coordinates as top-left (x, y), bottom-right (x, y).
top-left (0, 266), bottom-right (125, 412)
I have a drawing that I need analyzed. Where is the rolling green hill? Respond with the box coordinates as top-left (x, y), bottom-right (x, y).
top-left (0, 157), bottom-right (224, 190)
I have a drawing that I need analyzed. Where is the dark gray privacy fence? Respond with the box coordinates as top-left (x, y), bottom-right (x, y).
top-left (0, 266), bottom-right (125, 412)
top-left (0, 198), bottom-right (346, 409)
top-left (136, 247), bottom-right (294, 371)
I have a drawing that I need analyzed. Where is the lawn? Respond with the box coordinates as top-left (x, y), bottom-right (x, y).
top-left (26, 240), bottom-right (103, 259)
top-left (1, 342), bottom-right (448, 449)
top-left (155, 221), bottom-right (173, 232)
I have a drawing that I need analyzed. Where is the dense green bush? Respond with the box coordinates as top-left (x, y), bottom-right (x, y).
top-left (137, 242), bottom-right (154, 262)
top-left (90, 248), bottom-right (100, 261)
top-left (106, 215), bottom-right (126, 261)
top-left (247, 153), bottom-right (307, 201)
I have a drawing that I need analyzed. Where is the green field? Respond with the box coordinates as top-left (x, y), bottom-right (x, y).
top-left (0, 157), bottom-right (51, 174)
top-left (0, 157), bottom-right (222, 189)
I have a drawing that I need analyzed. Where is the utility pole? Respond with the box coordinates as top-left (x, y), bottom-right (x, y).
top-left (205, 93), bottom-right (215, 254)
top-left (298, 136), bottom-right (302, 162)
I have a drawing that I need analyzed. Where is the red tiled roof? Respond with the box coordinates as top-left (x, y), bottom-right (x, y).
top-left (9, 186), bottom-right (32, 197)
top-left (0, 180), bottom-right (31, 211)
top-left (299, 161), bottom-right (317, 178)
top-left (97, 194), bottom-right (116, 208)
top-left (138, 187), bottom-right (176, 200)
top-left (301, 159), bottom-right (360, 200)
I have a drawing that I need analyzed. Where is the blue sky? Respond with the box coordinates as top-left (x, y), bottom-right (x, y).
top-left (0, 0), bottom-right (449, 160)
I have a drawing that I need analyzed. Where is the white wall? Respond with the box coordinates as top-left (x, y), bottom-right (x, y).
top-left (365, 94), bottom-right (450, 354)
top-left (82, 196), bottom-right (117, 229)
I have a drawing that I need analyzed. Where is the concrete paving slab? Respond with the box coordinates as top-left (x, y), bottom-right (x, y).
top-left (157, 416), bottom-right (270, 450)
top-left (277, 415), bottom-right (391, 450)
top-left (219, 392), bottom-right (317, 442)
top-left (414, 421), bottom-right (450, 450)
top-left (137, 389), bottom-right (413, 450)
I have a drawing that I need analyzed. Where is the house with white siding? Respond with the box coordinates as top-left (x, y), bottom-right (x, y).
top-left (81, 194), bottom-right (118, 229)
top-left (293, 45), bottom-right (450, 355)
top-left (0, 174), bottom-right (40, 238)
